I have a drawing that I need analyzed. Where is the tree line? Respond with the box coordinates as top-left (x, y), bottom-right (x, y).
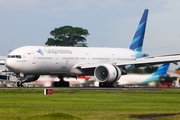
top-left (128, 66), bottom-right (159, 74)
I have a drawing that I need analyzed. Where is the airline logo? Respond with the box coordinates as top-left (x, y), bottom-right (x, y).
top-left (37, 49), bottom-right (44, 56)
top-left (44, 48), bottom-right (73, 54)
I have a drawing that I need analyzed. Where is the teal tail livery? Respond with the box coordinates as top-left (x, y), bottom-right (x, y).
top-left (130, 9), bottom-right (148, 52)
top-left (129, 9), bottom-right (149, 59)
top-left (126, 9), bottom-right (149, 71)
top-left (141, 63), bottom-right (170, 84)
top-left (118, 63), bottom-right (170, 86)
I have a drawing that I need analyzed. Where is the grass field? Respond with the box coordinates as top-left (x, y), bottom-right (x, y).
top-left (0, 89), bottom-right (180, 120)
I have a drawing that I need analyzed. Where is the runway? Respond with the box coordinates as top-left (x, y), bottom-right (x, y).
top-left (51, 87), bottom-right (180, 91)
top-left (1, 87), bottom-right (180, 91)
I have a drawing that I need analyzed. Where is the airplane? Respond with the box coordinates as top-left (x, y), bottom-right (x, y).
top-left (0, 56), bottom-right (6, 71)
top-left (118, 63), bottom-right (170, 87)
top-left (5, 9), bottom-right (180, 87)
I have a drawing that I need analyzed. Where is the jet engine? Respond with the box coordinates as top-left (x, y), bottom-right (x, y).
top-left (94, 64), bottom-right (121, 82)
top-left (18, 75), bottom-right (40, 83)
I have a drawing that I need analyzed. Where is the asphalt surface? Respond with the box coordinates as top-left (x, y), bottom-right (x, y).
top-left (1, 87), bottom-right (180, 91)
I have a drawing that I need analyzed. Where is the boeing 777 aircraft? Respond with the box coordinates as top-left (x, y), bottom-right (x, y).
top-left (5, 9), bottom-right (180, 87)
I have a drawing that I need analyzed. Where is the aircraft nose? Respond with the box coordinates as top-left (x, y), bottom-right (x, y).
top-left (6, 58), bottom-right (19, 72)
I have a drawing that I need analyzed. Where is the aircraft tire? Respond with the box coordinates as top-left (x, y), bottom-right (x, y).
top-left (17, 81), bottom-right (24, 87)
top-left (99, 82), bottom-right (105, 87)
top-left (99, 82), bottom-right (117, 88)
top-left (21, 83), bottom-right (24, 87)
top-left (108, 83), bottom-right (112, 87)
top-left (112, 82), bottom-right (117, 88)
top-left (53, 81), bottom-right (69, 87)
top-left (17, 81), bottom-right (21, 87)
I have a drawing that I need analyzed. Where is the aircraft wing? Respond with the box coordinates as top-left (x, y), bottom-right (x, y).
top-left (78, 54), bottom-right (180, 70)
top-left (120, 54), bottom-right (180, 67)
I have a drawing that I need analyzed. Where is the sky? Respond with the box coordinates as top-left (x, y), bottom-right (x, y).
top-left (0, 0), bottom-right (180, 70)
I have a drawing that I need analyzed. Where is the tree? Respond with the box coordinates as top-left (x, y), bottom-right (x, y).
top-left (45, 25), bottom-right (89, 47)
top-left (129, 66), bottom-right (159, 74)
top-left (176, 67), bottom-right (180, 71)
top-left (129, 68), bottom-right (144, 74)
top-left (144, 66), bottom-right (158, 74)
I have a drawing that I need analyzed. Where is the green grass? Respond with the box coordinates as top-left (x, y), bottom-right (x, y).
top-left (0, 89), bottom-right (180, 120)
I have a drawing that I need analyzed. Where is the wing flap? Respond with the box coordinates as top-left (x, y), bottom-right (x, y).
top-left (117, 54), bottom-right (180, 67)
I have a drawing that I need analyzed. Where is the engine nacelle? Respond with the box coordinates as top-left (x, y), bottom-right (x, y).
top-left (94, 64), bottom-right (121, 82)
top-left (18, 75), bottom-right (40, 83)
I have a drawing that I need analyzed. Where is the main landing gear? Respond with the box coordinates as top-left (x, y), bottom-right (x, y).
top-left (99, 82), bottom-right (117, 87)
top-left (53, 76), bottom-right (70, 87)
top-left (17, 81), bottom-right (24, 87)
top-left (15, 73), bottom-right (24, 87)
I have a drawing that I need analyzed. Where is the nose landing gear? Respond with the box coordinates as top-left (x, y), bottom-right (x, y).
top-left (17, 81), bottom-right (24, 87)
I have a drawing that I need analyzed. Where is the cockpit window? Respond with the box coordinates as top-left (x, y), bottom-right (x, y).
top-left (16, 55), bottom-right (21, 58)
top-left (7, 55), bottom-right (22, 59)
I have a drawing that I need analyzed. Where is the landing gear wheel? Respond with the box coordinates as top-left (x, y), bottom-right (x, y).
top-left (53, 81), bottom-right (70, 87)
top-left (17, 81), bottom-right (24, 87)
top-left (53, 76), bottom-right (70, 87)
top-left (112, 82), bottom-right (117, 87)
top-left (99, 82), bottom-right (117, 88)
top-left (17, 81), bottom-right (20, 87)
top-left (99, 82), bottom-right (105, 87)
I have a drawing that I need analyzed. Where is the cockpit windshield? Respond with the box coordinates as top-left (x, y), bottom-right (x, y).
top-left (7, 55), bottom-right (22, 59)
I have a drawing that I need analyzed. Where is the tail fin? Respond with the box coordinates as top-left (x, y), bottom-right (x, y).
top-left (141, 63), bottom-right (170, 84)
top-left (129, 9), bottom-right (148, 52)
top-left (152, 63), bottom-right (170, 76)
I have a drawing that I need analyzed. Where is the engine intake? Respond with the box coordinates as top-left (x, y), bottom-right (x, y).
top-left (18, 75), bottom-right (40, 83)
top-left (94, 64), bottom-right (121, 82)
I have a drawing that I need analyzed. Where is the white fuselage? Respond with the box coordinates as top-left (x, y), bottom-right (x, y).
top-left (94, 74), bottom-right (152, 86)
top-left (117, 74), bottom-right (151, 85)
top-left (6, 46), bottom-right (135, 76)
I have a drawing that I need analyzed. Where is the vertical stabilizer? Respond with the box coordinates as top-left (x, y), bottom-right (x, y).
top-left (129, 9), bottom-right (148, 52)
top-left (152, 63), bottom-right (170, 76)
top-left (141, 63), bottom-right (170, 84)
